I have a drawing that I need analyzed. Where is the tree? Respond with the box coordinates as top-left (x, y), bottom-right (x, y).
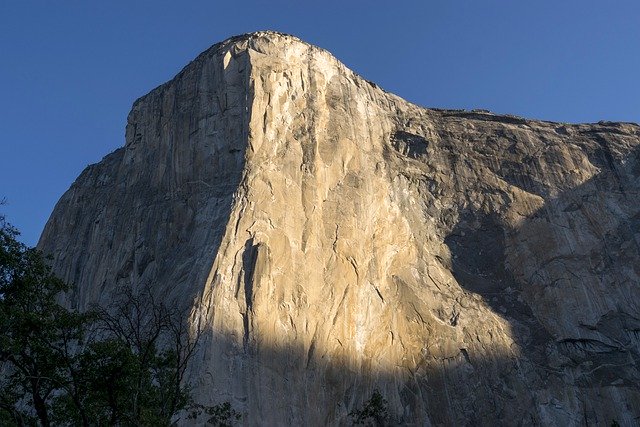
top-left (0, 213), bottom-right (240, 426)
top-left (0, 213), bottom-right (90, 426)
top-left (81, 286), bottom-right (200, 425)
top-left (349, 389), bottom-right (390, 426)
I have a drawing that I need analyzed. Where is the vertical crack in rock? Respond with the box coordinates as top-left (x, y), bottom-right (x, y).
top-left (242, 238), bottom-right (258, 347)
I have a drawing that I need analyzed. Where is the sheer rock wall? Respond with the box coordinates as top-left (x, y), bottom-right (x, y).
top-left (39, 32), bottom-right (640, 426)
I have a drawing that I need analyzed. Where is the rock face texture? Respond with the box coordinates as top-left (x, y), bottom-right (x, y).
top-left (39, 32), bottom-right (640, 426)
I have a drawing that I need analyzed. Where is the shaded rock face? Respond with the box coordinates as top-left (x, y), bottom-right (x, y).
top-left (39, 32), bottom-right (640, 426)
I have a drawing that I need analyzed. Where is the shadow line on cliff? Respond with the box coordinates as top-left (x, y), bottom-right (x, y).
top-left (443, 139), bottom-right (640, 425)
top-left (186, 135), bottom-right (640, 426)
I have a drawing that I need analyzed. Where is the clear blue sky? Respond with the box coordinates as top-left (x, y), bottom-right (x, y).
top-left (1, 1), bottom-right (639, 246)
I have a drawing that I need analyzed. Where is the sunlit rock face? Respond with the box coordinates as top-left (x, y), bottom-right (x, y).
top-left (39, 32), bottom-right (640, 425)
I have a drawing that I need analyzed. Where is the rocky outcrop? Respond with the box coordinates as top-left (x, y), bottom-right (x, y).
top-left (39, 32), bottom-right (640, 426)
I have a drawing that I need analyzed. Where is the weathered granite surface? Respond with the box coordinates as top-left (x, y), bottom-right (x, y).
top-left (39, 32), bottom-right (640, 426)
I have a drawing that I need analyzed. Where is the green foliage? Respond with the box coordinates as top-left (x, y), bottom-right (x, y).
top-left (189, 401), bottom-right (242, 426)
top-left (80, 286), bottom-right (199, 426)
top-left (0, 214), bottom-right (240, 426)
top-left (349, 389), bottom-right (390, 426)
top-left (0, 214), bottom-right (90, 426)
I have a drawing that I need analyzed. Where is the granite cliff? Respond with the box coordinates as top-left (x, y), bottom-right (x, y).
top-left (39, 32), bottom-right (640, 426)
